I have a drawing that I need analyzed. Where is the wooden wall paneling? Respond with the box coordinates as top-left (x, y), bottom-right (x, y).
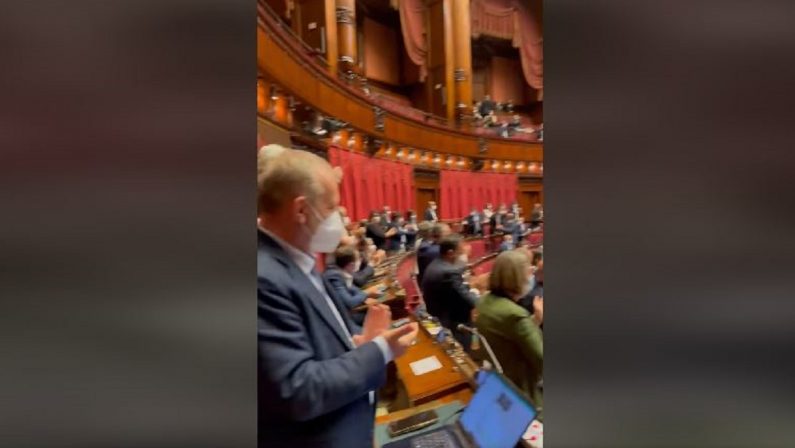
top-left (296, 0), bottom-right (326, 53)
top-left (257, 22), bottom-right (543, 162)
top-left (414, 169), bottom-right (440, 214)
top-left (518, 177), bottom-right (544, 217)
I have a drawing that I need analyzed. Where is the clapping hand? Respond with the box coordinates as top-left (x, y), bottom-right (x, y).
top-left (532, 296), bottom-right (544, 326)
top-left (353, 304), bottom-right (391, 346)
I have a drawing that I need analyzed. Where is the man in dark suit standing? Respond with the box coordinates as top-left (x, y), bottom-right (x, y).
top-left (353, 237), bottom-right (376, 287)
top-left (423, 201), bottom-right (439, 222)
top-left (501, 212), bottom-right (521, 243)
top-left (380, 205), bottom-right (392, 223)
top-left (465, 208), bottom-right (483, 236)
top-left (421, 234), bottom-right (479, 349)
top-left (416, 223), bottom-right (450, 284)
top-left (365, 214), bottom-right (395, 251)
top-left (257, 147), bottom-right (419, 448)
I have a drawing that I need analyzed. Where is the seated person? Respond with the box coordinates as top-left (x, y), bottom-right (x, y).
top-left (508, 114), bottom-right (522, 130)
top-left (497, 122), bottom-right (512, 138)
top-left (420, 234), bottom-right (479, 350)
top-left (474, 250), bottom-right (544, 414)
top-left (323, 245), bottom-right (381, 327)
top-left (482, 110), bottom-right (499, 127)
top-left (499, 234), bottom-right (515, 252)
top-left (352, 236), bottom-right (380, 287)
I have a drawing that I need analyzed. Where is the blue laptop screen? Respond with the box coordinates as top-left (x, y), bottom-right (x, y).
top-left (458, 372), bottom-right (537, 448)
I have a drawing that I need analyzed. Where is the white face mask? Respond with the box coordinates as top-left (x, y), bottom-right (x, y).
top-left (305, 204), bottom-right (345, 253)
top-left (456, 254), bottom-right (469, 266)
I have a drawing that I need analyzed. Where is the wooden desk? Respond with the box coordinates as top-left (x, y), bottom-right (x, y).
top-left (375, 388), bottom-right (473, 425)
top-left (393, 324), bottom-right (476, 406)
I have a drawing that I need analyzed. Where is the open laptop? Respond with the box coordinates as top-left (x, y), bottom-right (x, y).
top-left (383, 371), bottom-right (537, 448)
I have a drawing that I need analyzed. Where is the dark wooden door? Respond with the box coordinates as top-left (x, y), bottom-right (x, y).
top-left (416, 188), bottom-right (437, 217)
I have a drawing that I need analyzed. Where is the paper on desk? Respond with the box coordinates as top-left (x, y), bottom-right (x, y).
top-left (409, 356), bottom-right (443, 376)
top-left (522, 420), bottom-right (543, 448)
top-left (426, 326), bottom-right (442, 336)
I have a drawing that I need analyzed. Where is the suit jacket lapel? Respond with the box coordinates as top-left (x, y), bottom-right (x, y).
top-left (293, 274), bottom-right (355, 351)
top-left (258, 231), bottom-right (354, 350)
top-left (322, 275), bottom-right (358, 337)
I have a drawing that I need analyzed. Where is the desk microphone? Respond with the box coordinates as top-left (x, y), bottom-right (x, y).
top-left (456, 324), bottom-right (503, 374)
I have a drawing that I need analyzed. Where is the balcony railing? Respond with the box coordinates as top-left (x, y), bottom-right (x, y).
top-left (257, 0), bottom-right (539, 144)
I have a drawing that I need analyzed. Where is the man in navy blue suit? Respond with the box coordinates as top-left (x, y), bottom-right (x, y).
top-left (257, 147), bottom-right (419, 448)
top-left (423, 201), bottom-right (439, 222)
top-left (416, 222), bottom-right (451, 284)
top-left (465, 207), bottom-right (483, 236)
top-left (323, 244), bottom-right (381, 327)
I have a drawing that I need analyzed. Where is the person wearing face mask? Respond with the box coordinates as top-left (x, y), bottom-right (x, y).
top-left (519, 253), bottom-right (544, 315)
top-left (407, 209), bottom-right (418, 224)
top-left (366, 213), bottom-right (396, 251)
top-left (474, 250), bottom-right (543, 415)
top-left (420, 234), bottom-right (479, 350)
top-left (380, 205), bottom-right (392, 224)
top-left (501, 212), bottom-right (521, 243)
top-left (339, 206), bottom-right (352, 230)
top-left (424, 201), bottom-right (439, 222)
top-left (416, 223), bottom-right (451, 283)
top-left (385, 212), bottom-right (405, 253)
top-left (403, 211), bottom-right (418, 248)
top-left (500, 234), bottom-right (515, 252)
top-left (257, 146), bottom-right (419, 448)
top-left (465, 207), bottom-right (483, 236)
top-left (323, 245), bottom-right (383, 328)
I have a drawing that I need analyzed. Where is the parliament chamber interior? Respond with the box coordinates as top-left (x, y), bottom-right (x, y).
top-left (257, 0), bottom-right (543, 446)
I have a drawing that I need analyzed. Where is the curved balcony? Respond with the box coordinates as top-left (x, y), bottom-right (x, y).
top-left (257, 1), bottom-right (542, 163)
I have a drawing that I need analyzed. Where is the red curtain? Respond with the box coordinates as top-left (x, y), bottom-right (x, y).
top-left (471, 0), bottom-right (543, 91)
top-left (393, 0), bottom-right (428, 82)
top-left (328, 146), bottom-right (416, 221)
top-left (439, 170), bottom-right (517, 220)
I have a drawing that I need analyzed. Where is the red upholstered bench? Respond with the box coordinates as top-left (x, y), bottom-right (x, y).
top-left (467, 239), bottom-right (487, 260)
top-left (471, 258), bottom-right (496, 276)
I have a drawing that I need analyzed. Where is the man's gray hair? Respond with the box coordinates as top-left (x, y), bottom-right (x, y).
top-left (257, 145), bottom-right (331, 214)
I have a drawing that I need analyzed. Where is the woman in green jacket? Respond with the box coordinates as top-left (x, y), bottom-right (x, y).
top-left (475, 249), bottom-right (544, 414)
